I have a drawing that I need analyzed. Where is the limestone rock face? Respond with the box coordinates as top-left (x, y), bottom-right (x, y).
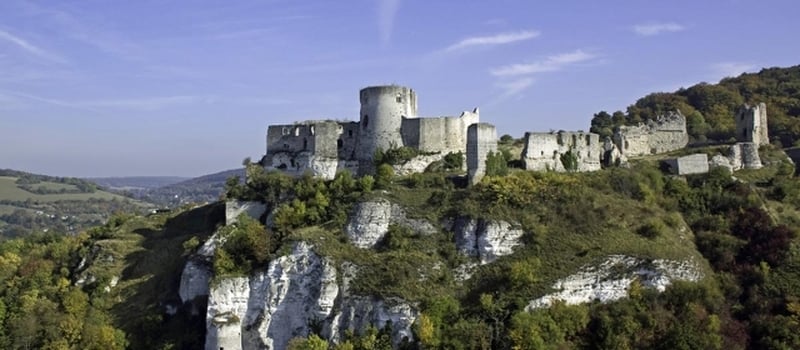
top-left (225, 200), bottom-right (267, 225)
top-left (345, 199), bottom-right (436, 249)
top-left (179, 260), bottom-right (212, 304)
top-left (204, 242), bottom-right (418, 350)
top-left (526, 255), bottom-right (703, 310)
top-left (345, 200), bottom-right (393, 249)
top-left (391, 154), bottom-right (444, 176)
top-left (179, 230), bottom-right (224, 305)
top-left (307, 155), bottom-right (340, 180)
top-left (454, 217), bottom-right (525, 264)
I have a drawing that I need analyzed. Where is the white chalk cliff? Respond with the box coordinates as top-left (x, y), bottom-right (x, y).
top-left (204, 242), bottom-right (418, 350)
top-left (526, 255), bottom-right (703, 310)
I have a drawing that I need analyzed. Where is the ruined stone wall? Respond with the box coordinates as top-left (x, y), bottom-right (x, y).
top-left (337, 122), bottom-right (360, 160)
top-left (735, 103), bottom-right (769, 145)
top-left (709, 142), bottom-right (763, 171)
top-left (262, 85), bottom-right (482, 178)
top-left (263, 121), bottom-right (359, 179)
top-left (521, 131), bottom-right (601, 172)
top-left (401, 108), bottom-right (479, 155)
top-left (613, 111), bottom-right (688, 156)
top-left (467, 123), bottom-right (497, 185)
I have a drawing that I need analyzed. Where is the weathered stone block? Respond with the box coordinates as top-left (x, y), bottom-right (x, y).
top-left (662, 153), bottom-right (709, 175)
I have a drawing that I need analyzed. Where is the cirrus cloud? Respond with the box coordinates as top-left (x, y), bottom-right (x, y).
top-left (445, 30), bottom-right (540, 51)
top-left (633, 22), bottom-right (685, 36)
top-left (490, 50), bottom-right (596, 77)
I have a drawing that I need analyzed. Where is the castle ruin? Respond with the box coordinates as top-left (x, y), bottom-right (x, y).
top-left (735, 103), bottom-right (769, 146)
top-left (612, 111), bottom-right (689, 157)
top-left (258, 84), bottom-right (771, 181)
top-left (261, 85), bottom-right (482, 179)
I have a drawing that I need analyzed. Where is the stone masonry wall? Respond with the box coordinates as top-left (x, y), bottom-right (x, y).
top-left (735, 103), bottom-right (769, 145)
top-left (521, 131), bottom-right (601, 172)
top-left (662, 154), bottom-right (709, 175)
top-left (467, 123), bottom-right (497, 185)
top-left (613, 111), bottom-right (688, 157)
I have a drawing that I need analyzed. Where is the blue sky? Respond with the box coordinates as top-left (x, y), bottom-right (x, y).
top-left (0, 0), bottom-right (797, 177)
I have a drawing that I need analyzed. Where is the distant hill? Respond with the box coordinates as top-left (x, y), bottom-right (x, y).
top-left (86, 176), bottom-right (189, 190)
top-left (0, 169), bottom-right (151, 238)
top-left (591, 65), bottom-right (800, 146)
top-left (132, 168), bottom-right (245, 207)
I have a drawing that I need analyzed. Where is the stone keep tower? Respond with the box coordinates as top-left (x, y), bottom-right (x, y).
top-left (356, 85), bottom-right (418, 169)
top-left (735, 103), bottom-right (769, 145)
top-left (467, 123), bottom-right (497, 185)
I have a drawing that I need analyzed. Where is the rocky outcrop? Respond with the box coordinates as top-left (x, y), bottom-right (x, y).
top-left (179, 230), bottom-right (224, 305)
top-left (225, 200), bottom-right (268, 225)
top-left (345, 199), bottom-right (436, 249)
top-left (392, 154), bottom-right (445, 176)
top-left (710, 142), bottom-right (762, 171)
top-left (526, 255), bottom-right (703, 310)
top-left (205, 242), bottom-right (418, 350)
top-left (454, 218), bottom-right (525, 264)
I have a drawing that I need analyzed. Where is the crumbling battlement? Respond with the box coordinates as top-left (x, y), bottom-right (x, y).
top-left (521, 131), bottom-right (601, 172)
top-left (735, 103), bottom-right (769, 146)
top-left (613, 111), bottom-right (688, 157)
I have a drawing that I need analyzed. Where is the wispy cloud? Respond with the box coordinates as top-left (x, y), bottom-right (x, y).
top-left (445, 30), bottom-right (540, 52)
top-left (632, 22), bottom-right (685, 36)
top-left (0, 90), bottom-right (96, 112)
top-left (78, 95), bottom-right (292, 111)
top-left (496, 77), bottom-right (534, 99)
top-left (0, 29), bottom-right (67, 63)
top-left (490, 50), bottom-right (596, 77)
top-left (80, 96), bottom-right (207, 111)
top-left (377, 0), bottom-right (401, 45)
top-left (711, 62), bottom-right (756, 79)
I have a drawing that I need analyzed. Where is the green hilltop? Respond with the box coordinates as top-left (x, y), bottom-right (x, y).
top-left (0, 169), bottom-right (150, 238)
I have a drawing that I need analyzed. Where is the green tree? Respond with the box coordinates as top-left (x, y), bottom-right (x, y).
top-left (375, 164), bottom-right (394, 189)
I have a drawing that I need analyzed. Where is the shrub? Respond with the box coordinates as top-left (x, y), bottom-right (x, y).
top-left (485, 151), bottom-right (508, 177)
top-left (559, 149), bottom-right (579, 172)
top-left (375, 147), bottom-right (419, 165)
top-left (443, 151), bottom-right (464, 171)
top-left (375, 164), bottom-right (394, 189)
top-left (637, 219), bottom-right (666, 238)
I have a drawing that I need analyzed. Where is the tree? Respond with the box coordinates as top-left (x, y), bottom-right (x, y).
top-left (485, 151), bottom-right (508, 177)
top-left (375, 164), bottom-right (394, 189)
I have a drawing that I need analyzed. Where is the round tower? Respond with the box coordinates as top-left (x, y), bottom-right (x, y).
top-left (356, 85), bottom-right (418, 166)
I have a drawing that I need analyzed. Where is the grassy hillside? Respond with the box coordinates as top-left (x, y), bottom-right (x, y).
top-left (0, 176), bottom-right (129, 202)
top-left (2, 148), bottom-right (799, 348)
top-left (0, 172), bottom-right (151, 238)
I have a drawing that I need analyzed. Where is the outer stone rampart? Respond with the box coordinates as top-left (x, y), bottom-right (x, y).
top-left (521, 131), bottom-right (601, 172)
top-left (613, 111), bottom-right (688, 157)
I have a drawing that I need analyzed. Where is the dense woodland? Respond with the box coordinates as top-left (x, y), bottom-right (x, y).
top-left (1, 67), bottom-right (800, 349)
top-left (591, 65), bottom-right (800, 146)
